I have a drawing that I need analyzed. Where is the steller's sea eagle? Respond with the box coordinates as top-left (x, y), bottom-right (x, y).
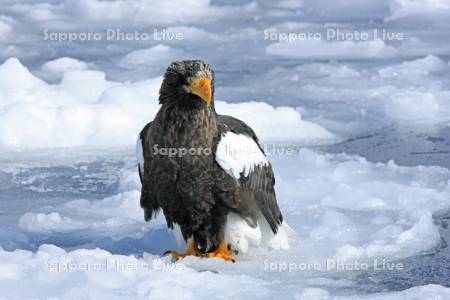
top-left (137, 61), bottom-right (292, 262)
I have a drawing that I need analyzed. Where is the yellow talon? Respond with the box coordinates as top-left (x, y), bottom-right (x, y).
top-left (206, 241), bottom-right (236, 263)
top-left (169, 240), bottom-right (203, 260)
top-left (167, 240), bottom-right (236, 262)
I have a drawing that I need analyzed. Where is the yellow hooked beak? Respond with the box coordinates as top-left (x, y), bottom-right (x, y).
top-left (187, 77), bottom-right (212, 105)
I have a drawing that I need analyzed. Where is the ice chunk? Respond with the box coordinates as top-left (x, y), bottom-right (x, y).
top-left (216, 101), bottom-right (337, 145)
top-left (120, 45), bottom-right (184, 68)
top-left (384, 90), bottom-right (439, 122)
top-left (0, 58), bottom-right (337, 151)
top-left (267, 40), bottom-right (398, 60)
top-left (42, 57), bottom-right (91, 81)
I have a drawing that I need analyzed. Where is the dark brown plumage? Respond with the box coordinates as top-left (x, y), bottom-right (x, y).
top-left (138, 60), bottom-right (282, 254)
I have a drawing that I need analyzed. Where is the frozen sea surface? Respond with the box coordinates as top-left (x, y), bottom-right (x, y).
top-left (0, 145), bottom-right (449, 299)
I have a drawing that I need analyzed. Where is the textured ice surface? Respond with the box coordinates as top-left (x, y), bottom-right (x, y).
top-left (0, 58), bottom-right (336, 150)
top-left (1, 148), bottom-right (449, 298)
top-left (0, 245), bottom-right (449, 300)
top-left (0, 0), bottom-right (449, 141)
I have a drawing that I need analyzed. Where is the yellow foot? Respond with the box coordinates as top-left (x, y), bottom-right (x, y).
top-left (206, 242), bottom-right (236, 263)
top-left (167, 240), bottom-right (203, 260)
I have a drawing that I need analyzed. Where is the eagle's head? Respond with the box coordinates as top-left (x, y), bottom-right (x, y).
top-left (159, 60), bottom-right (215, 108)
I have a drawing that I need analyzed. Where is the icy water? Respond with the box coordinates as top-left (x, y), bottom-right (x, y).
top-left (323, 128), bottom-right (450, 293)
top-left (1, 0), bottom-right (450, 296)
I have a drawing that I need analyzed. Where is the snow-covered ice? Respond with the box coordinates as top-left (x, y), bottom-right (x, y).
top-left (1, 148), bottom-right (450, 298)
top-left (1, 245), bottom-right (450, 300)
top-left (0, 58), bottom-right (336, 150)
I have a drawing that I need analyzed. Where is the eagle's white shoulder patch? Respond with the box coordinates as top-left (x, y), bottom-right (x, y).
top-left (136, 136), bottom-right (144, 177)
top-left (215, 131), bottom-right (268, 179)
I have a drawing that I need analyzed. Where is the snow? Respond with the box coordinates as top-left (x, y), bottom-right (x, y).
top-left (267, 40), bottom-right (399, 60)
top-left (273, 150), bottom-right (450, 264)
top-left (119, 45), bottom-right (185, 69)
top-left (216, 102), bottom-right (337, 145)
top-left (41, 57), bottom-right (92, 81)
top-left (384, 90), bottom-right (439, 122)
top-left (0, 149), bottom-right (448, 298)
top-left (0, 57), bottom-right (44, 89)
top-left (388, 0), bottom-right (450, 20)
top-left (0, 148), bottom-right (447, 298)
top-left (19, 212), bottom-right (87, 234)
top-left (0, 148), bottom-right (449, 298)
top-left (0, 18), bottom-right (12, 40)
top-left (0, 244), bottom-right (269, 299)
top-left (377, 55), bottom-right (447, 78)
top-left (228, 55), bottom-right (450, 137)
top-left (1, 244), bottom-right (449, 300)
top-left (0, 58), bottom-right (336, 151)
top-left (61, 0), bottom-right (236, 24)
top-left (18, 190), bottom-right (147, 238)
top-left (297, 285), bottom-right (450, 300)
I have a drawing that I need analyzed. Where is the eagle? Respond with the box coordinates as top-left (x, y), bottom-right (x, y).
top-left (137, 60), bottom-right (291, 262)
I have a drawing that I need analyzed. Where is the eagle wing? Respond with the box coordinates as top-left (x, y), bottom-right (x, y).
top-left (215, 115), bottom-right (283, 233)
top-left (136, 122), bottom-right (152, 184)
top-left (136, 121), bottom-right (161, 221)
